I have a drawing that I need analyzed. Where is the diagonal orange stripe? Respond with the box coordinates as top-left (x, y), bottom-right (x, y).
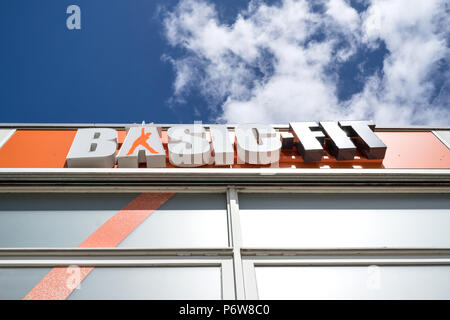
top-left (23, 267), bottom-right (94, 301)
top-left (23, 192), bottom-right (175, 300)
top-left (78, 192), bottom-right (174, 248)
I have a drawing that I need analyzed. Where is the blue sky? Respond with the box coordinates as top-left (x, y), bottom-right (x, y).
top-left (0, 0), bottom-right (448, 125)
top-left (1, 0), bottom-right (183, 123)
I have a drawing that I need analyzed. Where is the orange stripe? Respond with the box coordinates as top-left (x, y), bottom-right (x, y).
top-left (23, 192), bottom-right (175, 300)
top-left (22, 267), bottom-right (94, 301)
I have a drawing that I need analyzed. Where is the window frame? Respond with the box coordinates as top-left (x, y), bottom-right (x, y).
top-left (0, 248), bottom-right (235, 299)
top-left (241, 249), bottom-right (450, 299)
top-left (0, 169), bottom-right (449, 299)
top-left (235, 187), bottom-right (450, 299)
top-left (0, 189), bottom-right (235, 299)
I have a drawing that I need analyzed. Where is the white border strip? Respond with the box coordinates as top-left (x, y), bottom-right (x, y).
top-left (433, 130), bottom-right (450, 150)
top-left (1, 168), bottom-right (450, 183)
top-left (0, 129), bottom-right (15, 150)
top-left (1, 123), bottom-right (450, 131)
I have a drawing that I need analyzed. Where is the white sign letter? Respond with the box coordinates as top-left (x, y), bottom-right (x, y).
top-left (235, 124), bottom-right (281, 165)
top-left (66, 128), bottom-right (117, 168)
top-left (289, 122), bottom-right (325, 162)
top-left (168, 125), bottom-right (210, 167)
top-left (117, 126), bottom-right (166, 168)
top-left (210, 125), bottom-right (234, 165)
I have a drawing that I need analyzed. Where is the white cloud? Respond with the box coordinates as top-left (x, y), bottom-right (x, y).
top-left (163, 0), bottom-right (450, 125)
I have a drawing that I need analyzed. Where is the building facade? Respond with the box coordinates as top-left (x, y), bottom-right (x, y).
top-left (0, 123), bottom-right (449, 299)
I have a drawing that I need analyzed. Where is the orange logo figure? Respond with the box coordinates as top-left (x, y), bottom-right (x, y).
top-left (127, 128), bottom-right (158, 155)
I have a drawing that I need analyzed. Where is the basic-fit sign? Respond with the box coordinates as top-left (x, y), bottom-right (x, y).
top-left (65, 120), bottom-right (387, 168)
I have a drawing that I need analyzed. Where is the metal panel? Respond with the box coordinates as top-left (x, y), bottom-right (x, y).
top-left (1, 168), bottom-right (450, 186)
top-left (227, 188), bottom-right (245, 299)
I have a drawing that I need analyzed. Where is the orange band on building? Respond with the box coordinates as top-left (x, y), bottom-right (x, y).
top-left (0, 130), bottom-right (76, 168)
top-left (0, 129), bottom-right (449, 168)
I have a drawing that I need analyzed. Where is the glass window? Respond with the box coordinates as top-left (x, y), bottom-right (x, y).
top-left (254, 265), bottom-right (450, 299)
top-left (69, 266), bottom-right (222, 300)
top-left (0, 266), bottom-right (222, 300)
top-left (0, 193), bottom-right (228, 248)
top-left (119, 193), bottom-right (228, 248)
top-left (0, 193), bottom-right (135, 248)
top-left (0, 267), bottom-right (52, 300)
top-left (239, 193), bottom-right (450, 248)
